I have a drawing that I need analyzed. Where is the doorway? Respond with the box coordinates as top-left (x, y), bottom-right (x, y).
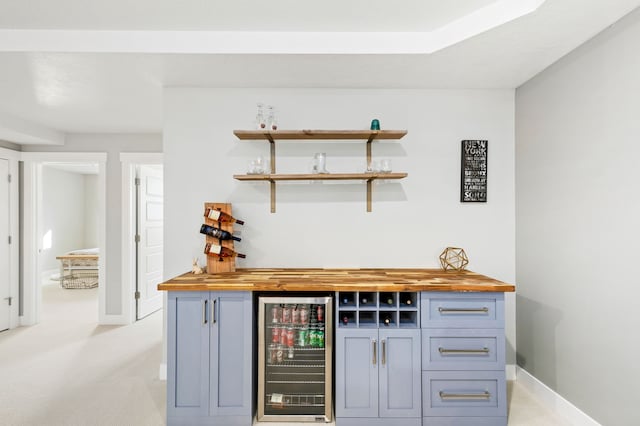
top-left (120, 153), bottom-right (164, 323)
top-left (39, 162), bottom-right (100, 322)
top-left (0, 158), bottom-right (10, 331)
top-left (21, 152), bottom-right (107, 326)
top-left (135, 164), bottom-right (163, 319)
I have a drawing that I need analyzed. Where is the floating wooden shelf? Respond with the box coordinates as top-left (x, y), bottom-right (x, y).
top-left (233, 129), bottom-right (408, 213)
top-left (234, 172), bottom-right (408, 181)
top-left (234, 129), bottom-right (408, 142)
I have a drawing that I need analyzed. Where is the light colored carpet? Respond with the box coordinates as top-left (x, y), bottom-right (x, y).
top-left (0, 282), bottom-right (572, 426)
top-left (0, 282), bottom-right (165, 426)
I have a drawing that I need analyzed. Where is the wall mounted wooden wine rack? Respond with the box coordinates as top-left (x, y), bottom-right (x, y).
top-left (204, 202), bottom-right (236, 273)
top-left (233, 129), bottom-right (408, 213)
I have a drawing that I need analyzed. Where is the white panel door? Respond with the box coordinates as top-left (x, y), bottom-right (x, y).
top-left (136, 165), bottom-right (163, 320)
top-left (0, 159), bottom-right (10, 331)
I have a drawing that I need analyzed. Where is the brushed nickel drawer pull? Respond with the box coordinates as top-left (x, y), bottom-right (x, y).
top-left (372, 339), bottom-right (377, 365)
top-left (439, 347), bottom-right (490, 355)
top-left (438, 307), bottom-right (489, 314)
top-left (439, 391), bottom-right (490, 400)
top-left (203, 299), bottom-right (208, 325)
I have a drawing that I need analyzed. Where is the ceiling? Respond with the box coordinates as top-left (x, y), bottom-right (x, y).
top-left (0, 0), bottom-right (639, 145)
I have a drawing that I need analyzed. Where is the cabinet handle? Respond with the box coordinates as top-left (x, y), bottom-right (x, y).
top-left (439, 391), bottom-right (490, 400)
top-left (372, 339), bottom-right (377, 365)
top-left (212, 299), bottom-right (217, 324)
top-left (381, 339), bottom-right (386, 365)
top-left (438, 347), bottom-right (489, 355)
top-left (438, 307), bottom-right (489, 314)
top-left (203, 300), bottom-right (208, 325)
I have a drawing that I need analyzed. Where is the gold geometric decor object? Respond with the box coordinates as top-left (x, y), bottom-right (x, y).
top-left (439, 247), bottom-right (469, 271)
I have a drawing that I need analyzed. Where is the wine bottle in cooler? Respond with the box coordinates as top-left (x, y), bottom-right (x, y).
top-left (204, 207), bottom-right (245, 225)
top-left (204, 243), bottom-right (246, 259)
top-left (200, 224), bottom-right (241, 241)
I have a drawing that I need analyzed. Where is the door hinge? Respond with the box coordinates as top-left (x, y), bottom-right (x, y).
top-left (135, 291), bottom-right (140, 300)
top-left (7, 235), bottom-right (11, 244)
top-left (135, 234), bottom-right (140, 243)
top-left (4, 297), bottom-right (11, 306)
top-left (135, 177), bottom-right (141, 186)
top-left (7, 174), bottom-right (11, 183)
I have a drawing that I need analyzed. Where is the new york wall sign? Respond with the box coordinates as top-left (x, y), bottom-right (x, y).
top-left (460, 140), bottom-right (488, 202)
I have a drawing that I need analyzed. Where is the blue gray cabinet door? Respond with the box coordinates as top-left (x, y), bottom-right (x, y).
top-left (336, 328), bottom-right (421, 420)
top-left (167, 291), bottom-right (253, 425)
top-left (378, 329), bottom-right (421, 418)
top-left (167, 291), bottom-right (210, 418)
top-left (209, 291), bottom-right (253, 417)
top-left (335, 329), bottom-right (379, 418)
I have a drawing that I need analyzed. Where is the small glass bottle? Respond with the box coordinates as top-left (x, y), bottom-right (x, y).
top-left (266, 105), bottom-right (278, 131)
top-left (256, 103), bottom-right (266, 129)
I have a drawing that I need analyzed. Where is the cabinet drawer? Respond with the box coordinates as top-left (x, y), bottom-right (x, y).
top-left (422, 371), bottom-right (506, 417)
top-left (422, 417), bottom-right (506, 426)
top-left (421, 329), bottom-right (505, 371)
top-left (421, 293), bottom-right (504, 328)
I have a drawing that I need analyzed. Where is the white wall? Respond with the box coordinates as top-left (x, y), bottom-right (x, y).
top-left (516, 7), bottom-right (640, 426)
top-left (83, 174), bottom-right (98, 248)
top-left (164, 88), bottom-right (517, 363)
top-left (40, 166), bottom-right (86, 272)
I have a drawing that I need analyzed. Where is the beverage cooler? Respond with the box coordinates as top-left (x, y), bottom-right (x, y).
top-left (257, 296), bottom-right (333, 422)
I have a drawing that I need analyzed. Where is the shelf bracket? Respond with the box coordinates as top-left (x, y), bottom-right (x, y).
top-left (270, 180), bottom-right (276, 213)
top-left (367, 178), bottom-right (374, 212)
top-left (366, 133), bottom-right (377, 144)
top-left (269, 140), bottom-right (276, 173)
top-left (270, 139), bottom-right (276, 213)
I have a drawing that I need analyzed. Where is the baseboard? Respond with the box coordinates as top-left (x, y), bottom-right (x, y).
top-left (506, 363), bottom-right (516, 381)
top-left (98, 314), bottom-right (129, 325)
top-left (159, 363), bottom-right (167, 381)
top-left (516, 366), bottom-right (601, 426)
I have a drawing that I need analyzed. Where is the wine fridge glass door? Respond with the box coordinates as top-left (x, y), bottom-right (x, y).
top-left (258, 296), bottom-right (333, 422)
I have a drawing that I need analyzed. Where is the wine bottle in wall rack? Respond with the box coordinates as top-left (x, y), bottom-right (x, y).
top-left (200, 224), bottom-right (241, 241)
top-left (204, 243), bottom-right (246, 259)
top-left (204, 207), bottom-right (245, 225)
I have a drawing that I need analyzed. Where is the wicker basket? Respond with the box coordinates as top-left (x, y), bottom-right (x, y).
top-left (60, 272), bottom-right (98, 289)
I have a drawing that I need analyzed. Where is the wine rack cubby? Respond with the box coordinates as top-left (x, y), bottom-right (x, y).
top-left (336, 291), bottom-right (419, 329)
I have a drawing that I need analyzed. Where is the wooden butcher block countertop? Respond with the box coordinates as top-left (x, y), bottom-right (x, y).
top-left (158, 268), bottom-right (515, 293)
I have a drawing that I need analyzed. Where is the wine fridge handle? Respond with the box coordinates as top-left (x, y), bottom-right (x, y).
top-left (212, 299), bottom-right (217, 324)
top-left (372, 339), bottom-right (377, 365)
top-left (203, 299), bottom-right (208, 325)
top-left (381, 339), bottom-right (386, 365)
